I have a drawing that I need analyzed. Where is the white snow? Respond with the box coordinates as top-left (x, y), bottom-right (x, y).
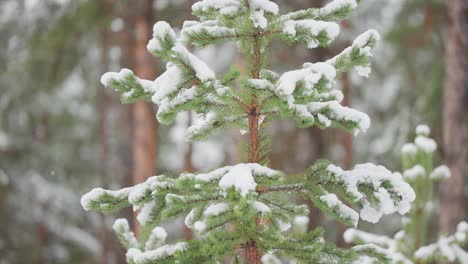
top-left (254, 201), bottom-right (271, 214)
top-left (327, 30), bottom-right (380, 78)
top-left (327, 163), bottom-right (415, 224)
top-left (133, 242), bottom-right (187, 263)
top-left (151, 65), bottom-right (184, 104)
top-left (149, 227), bottom-right (167, 244)
top-left (277, 220), bottom-right (292, 232)
top-left (111, 18), bottom-right (124, 32)
top-left (157, 86), bottom-right (198, 118)
top-left (248, 79), bottom-right (275, 91)
top-left (403, 165), bottom-right (426, 180)
top-left (137, 201), bottom-right (156, 224)
top-left (307, 101), bottom-right (370, 135)
top-left (181, 20), bottom-right (237, 44)
top-left (126, 248), bottom-right (142, 261)
top-left (171, 44), bottom-right (216, 81)
top-left (352, 243), bottom-right (412, 264)
top-left (414, 244), bottom-right (435, 260)
top-left (80, 187), bottom-right (131, 211)
top-left (147, 21), bottom-right (176, 53)
top-left (416, 124), bottom-right (430, 136)
top-left (355, 66), bottom-right (371, 78)
top-left (317, 113), bottom-right (332, 127)
top-left (219, 164), bottom-right (258, 197)
top-left (429, 165), bottom-right (451, 180)
top-left (456, 221), bottom-right (468, 242)
top-left (249, 0), bottom-right (279, 29)
top-left (343, 229), bottom-right (394, 248)
top-left (415, 136), bottom-right (437, 153)
top-left (192, 0), bottom-right (242, 16)
top-left (353, 29), bottom-right (380, 49)
top-left (250, 0), bottom-right (278, 14)
top-left (113, 219), bottom-right (139, 249)
top-left (184, 209), bottom-right (196, 229)
top-left (194, 221), bottom-right (207, 232)
top-left (204, 202), bottom-right (230, 216)
top-left (414, 222), bottom-right (468, 262)
top-left (100, 68), bottom-right (133, 87)
top-left (282, 19), bottom-right (340, 48)
top-left (318, 0), bottom-right (357, 18)
top-left (453, 245), bottom-right (468, 264)
top-left (276, 62), bottom-right (336, 95)
top-left (100, 68), bottom-right (155, 98)
top-left (192, 163), bottom-right (279, 187)
top-left (401, 143), bottom-right (417, 156)
top-left (293, 215), bottom-right (309, 228)
top-left (320, 193), bottom-right (359, 227)
top-left (360, 201), bottom-right (382, 223)
top-left (128, 182), bottom-right (149, 204)
top-left (261, 253), bottom-right (283, 264)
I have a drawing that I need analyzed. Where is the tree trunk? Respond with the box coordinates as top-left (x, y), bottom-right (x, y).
top-left (336, 73), bottom-right (352, 247)
top-left (115, 2), bottom-right (136, 262)
top-left (98, 0), bottom-right (112, 262)
top-left (132, 0), bottom-right (158, 235)
top-left (241, 31), bottom-right (263, 264)
top-left (440, 0), bottom-right (468, 234)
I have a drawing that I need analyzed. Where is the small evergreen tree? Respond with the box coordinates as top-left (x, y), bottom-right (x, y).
top-left (344, 125), bottom-right (468, 263)
top-left (81, 1), bottom-right (417, 263)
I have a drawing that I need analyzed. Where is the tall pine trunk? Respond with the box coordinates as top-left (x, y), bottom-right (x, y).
top-left (440, 0), bottom-right (468, 234)
top-left (98, 1), bottom-right (112, 262)
top-left (115, 2), bottom-right (136, 262)
top-left (132, 0), bottom-right (158, 235)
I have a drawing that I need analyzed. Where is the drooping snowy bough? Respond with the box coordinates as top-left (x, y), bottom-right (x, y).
top-left (82, 0), bottom-right (415, 263)
top-left (344, 126), bottom-right (468, 264)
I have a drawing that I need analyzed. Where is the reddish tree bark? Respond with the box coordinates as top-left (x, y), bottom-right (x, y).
top-left (132, 0), bottom-right (158, 235)
top-left (244, 31), bottom-right (263, 264)
top-left (439, 0), bottom-right (468, 234)
top-left (115, 2), bottom-right (137, 262)
top-left (98, 1), bottom-right (112, 262)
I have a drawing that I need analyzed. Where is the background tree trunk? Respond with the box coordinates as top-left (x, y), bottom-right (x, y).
top-left (440, 0), bottom-right (468, 234)
top-left (98, 0), bottom-right (112, 262)
top-left (115, 1), bottom-right (136, 262)
top-left (132, 0), bottom-right (158, 235)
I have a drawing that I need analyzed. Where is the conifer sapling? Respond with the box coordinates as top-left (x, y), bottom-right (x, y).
top-left (344, 125), bottom-right (468, 263)
top-left (81, 0), bottom-right (417, 263)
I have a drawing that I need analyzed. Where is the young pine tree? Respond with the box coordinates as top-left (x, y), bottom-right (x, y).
top-left (344, 125), bottom-right (468, 264)
top-left (81, 1), bottom-right (417, 263)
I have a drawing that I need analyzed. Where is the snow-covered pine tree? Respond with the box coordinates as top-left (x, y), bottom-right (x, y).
top-left (81, 0), bottom-right (416, 263)
top-left (344, 125), bottom-right (468, 263)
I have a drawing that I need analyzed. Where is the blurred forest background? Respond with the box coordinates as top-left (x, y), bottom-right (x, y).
top-left (0, 0), bottom-right (466, 263)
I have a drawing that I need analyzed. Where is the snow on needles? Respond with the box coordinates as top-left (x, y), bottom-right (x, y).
top-left (147, 21), bottom-right (176, 53)
top-left (327, 163), bottom-right (416, 224)
top-left (282, 19), bottom-right (340, 48)
top-left (275, 61), bottom-right (370, 135)
top-left (192, 0), bottom-right (242, 17)
top-left (80, 187), bottom-right (132, 211)
top-left (249, 0), bottom-right (279, 29)
top-left (129, 242), bottom-right (187, 264)
top-left (218, 163), bottom-right (278, 197)
top-left (318, 0), bottom-right (357, 17)
top-left (320, 193), bottom-right (359, 227)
